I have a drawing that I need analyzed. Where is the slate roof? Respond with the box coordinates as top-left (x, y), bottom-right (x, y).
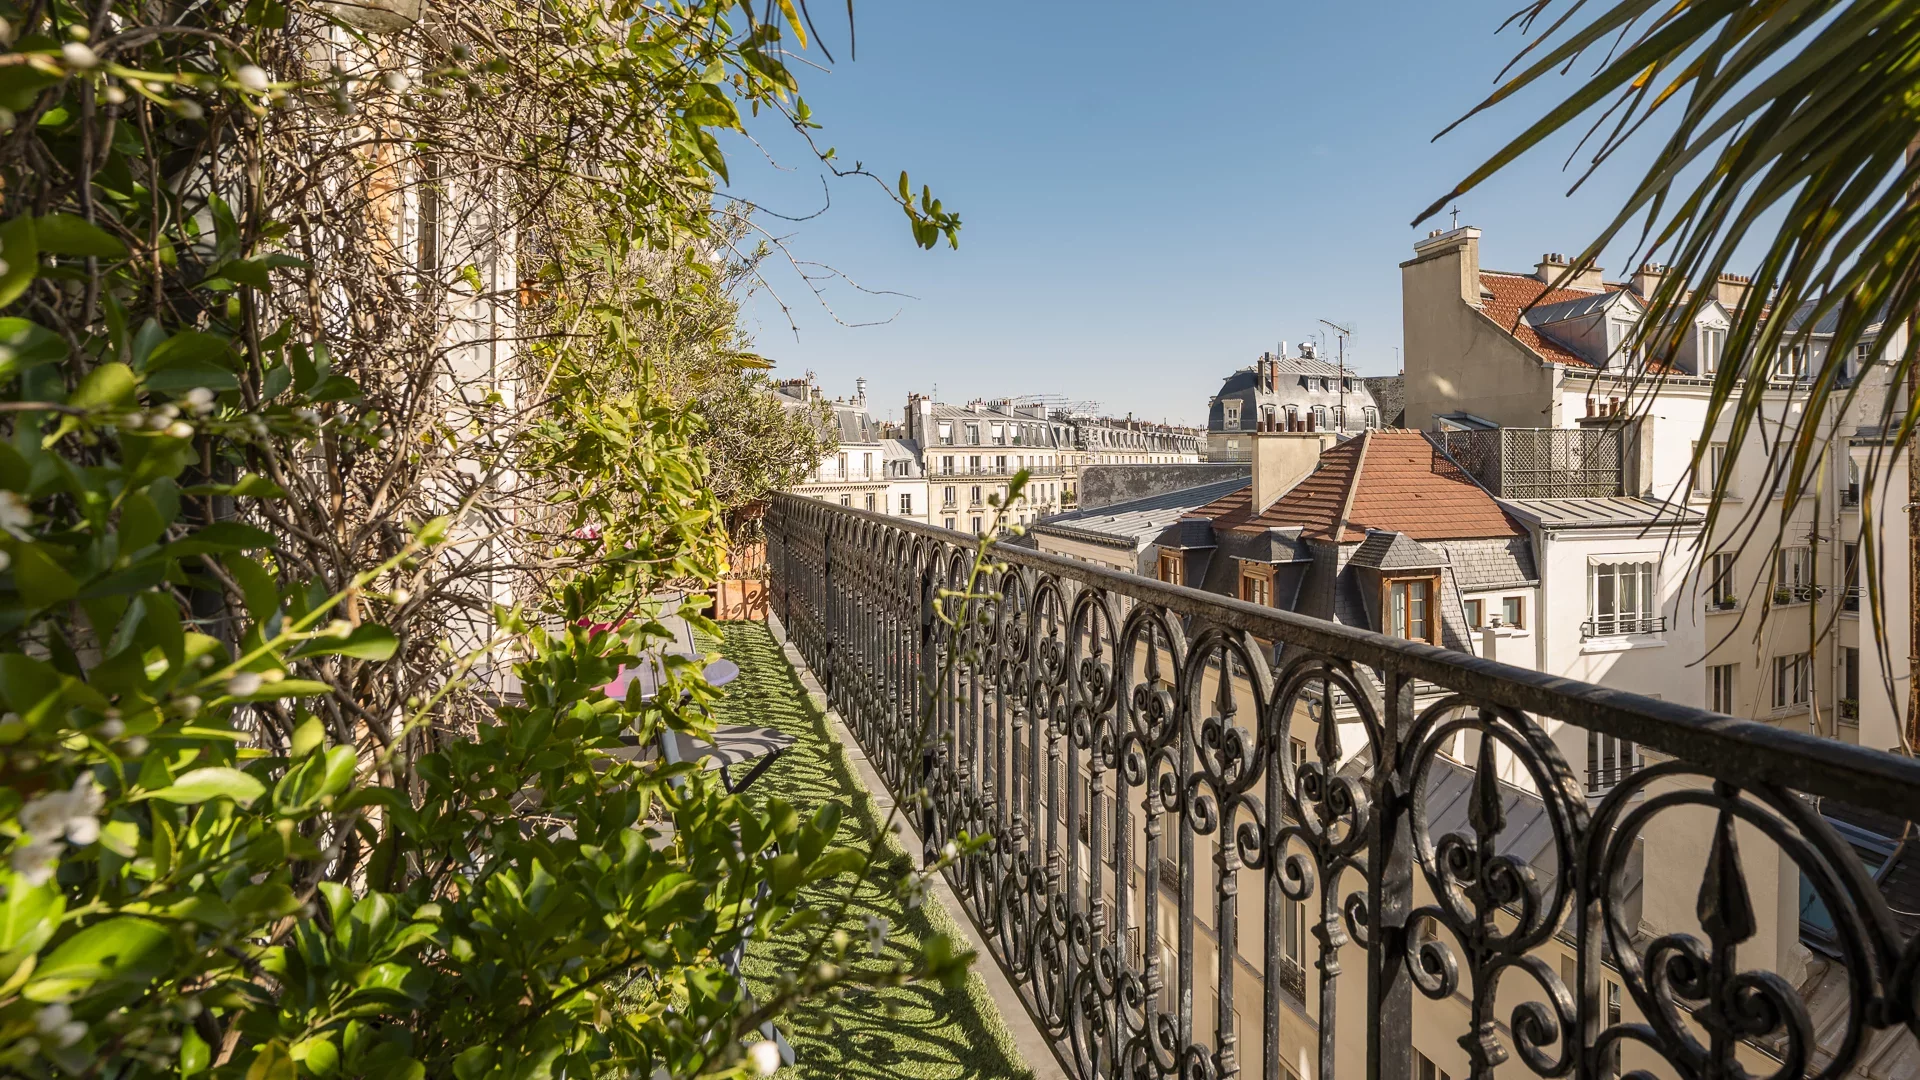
top-left (1031, 476), bottom-right (1251, 552)
top-left (1349, 530), bottom-right (1446, 571)
top-left (1779, 296), bottom-right (1890, 337)
top-left (1363, 375), bottom-right (1406, 427)
top-left (1441, 536), bottom-right (1540, 590)
top-left (1523, 289), bottom-right (1641, 327)
top-left (1190, 431), bottom-right (1524, 542)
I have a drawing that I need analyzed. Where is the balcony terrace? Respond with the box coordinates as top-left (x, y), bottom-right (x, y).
top-left (763, 493), bottom-right (1920, 1080)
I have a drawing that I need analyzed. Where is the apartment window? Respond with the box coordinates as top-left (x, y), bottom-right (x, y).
top-left (968, 454), bottom-right (982, 474)
top-left (1702, 552), bottom-right (1736, 609)
top-left (864, 493), bottom-right (876, 512)
top-left (1363, 406), bottom-right (1379, 429)
top-left (1700, 326), bottom-right (1725, 375)
top-left (1312, 405), bottom-right (1330, 430)
top-left (1223, 401), bottom-right (1242, 429)
top-left (965, 423), bottom-right (980, 444)
top-left (1693, 442), bottom-right (1729, 497)
top-left (943, 485), bottom-right (956, 506)
top-left (970, 485), bottom-right (983, 505)
top-left (838, 494), bottom-right (851, 507)
top-left (1501, 596), bottom-right (1525, 628)
top-left (1775, 546), bottom-right (1813, 602)
top-left (1240, 568), bottom-right (1273, 607)
top-left (942, 516), bottom-right (956, 530)
top-left (1776, 343), bottom-right (1809, 380)
top-left (1604, 980), bottom-right (1624, 1078)
top-left (1416, 1052), bottom-right (1453, 1080)
top-left (938, 422), bottom-right (953, 445)
top-left (1587, 561), bottom-right (1658, 637)
top-left (837, 452), bottom-right (848, 479)
top-left (1842, 647), bottom-right (1861, 722)
top-left (1710, 663), bottom-right (1738, 714)
top-left (996, 454), bottom-right (1008, 473)
top-left (1774, 653), bottom-right (1810, 709)
top-left (1282, 890), bottom-right (1308, 970)
top-left (970, 515), bottom-right (982, 535)
top-left (899, 493), bottom-right (913, 515)
top-left (862, 452), bottom-right (873, 478)
top-left (991, 423), bottom-right (1005, 445)
top-left (1386, 578), bottom-right (1435, 642)
top-left (1158, 551), bottom-right (1185, 586)
top-left (1464, 598), bottom-right (1484, 629)
top-left (1844, 543), bottom-right (1860, 611)
top-left (1588, 729), bottom-right (1637, 794)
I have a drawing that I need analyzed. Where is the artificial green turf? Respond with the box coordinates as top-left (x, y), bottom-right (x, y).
top-left (711, 622), bottom-right (1037, 1080)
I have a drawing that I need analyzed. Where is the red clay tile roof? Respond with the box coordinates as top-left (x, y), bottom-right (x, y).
top-left (1190, 431), bottom-right (1524, 543)
top-left (1478, 271), bottom-right (1613, 367)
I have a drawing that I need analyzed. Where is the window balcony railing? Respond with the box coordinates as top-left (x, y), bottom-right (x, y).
top-left (1774, 584), bottom-right (1823, 605)
top-left (1581, 614), bottom-right (1667, 639)
top-left (765, 494), bottom-right (1920, 1080)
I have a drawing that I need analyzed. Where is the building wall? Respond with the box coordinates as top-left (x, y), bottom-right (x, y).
top-left (1400, 228), bottom-right (1561, 430)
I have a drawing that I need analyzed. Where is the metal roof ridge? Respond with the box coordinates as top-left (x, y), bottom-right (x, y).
top-left (1332, 429), bottom-right (1370, 542)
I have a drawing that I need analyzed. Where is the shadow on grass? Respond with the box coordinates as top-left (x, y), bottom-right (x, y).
top-left (712, 622), bottom-right (1036, 1080)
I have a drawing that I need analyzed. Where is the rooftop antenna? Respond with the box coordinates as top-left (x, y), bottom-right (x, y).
top-left (1320, 319), bottom-right (1354, 428)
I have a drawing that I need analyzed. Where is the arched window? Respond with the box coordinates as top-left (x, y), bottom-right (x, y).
top-left (1312, 406), bottom-right (1330, 430)
top-left (1363, 407), bottom-right (1379, 429)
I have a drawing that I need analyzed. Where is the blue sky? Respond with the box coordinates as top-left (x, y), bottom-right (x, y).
top-left (721, 2), bottom-right (1671, 428)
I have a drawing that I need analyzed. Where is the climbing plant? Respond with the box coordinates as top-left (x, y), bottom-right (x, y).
top-left (0, 0), bottom-right (962, 1076)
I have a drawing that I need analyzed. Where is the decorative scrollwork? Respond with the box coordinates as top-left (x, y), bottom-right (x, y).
top-left (767, 495), bottom-right (1920, 1080)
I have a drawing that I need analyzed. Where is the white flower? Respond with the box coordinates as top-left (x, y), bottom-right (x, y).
top-left (322, 619), bottom-right (353, 638)
top-left (33, 1004), bottom-right (84, 1048)
top-left (0, 549), bottom-right (12, 573)
top-left (0, 108), bottom-right (15, 133)
top-left (0, 490), bottom-right (32, 539)
top-left (97, 718), bottom-right (123, 739)
top-left (389, 588), bottom-right (411, 606)
top-left (226, 672), bottom-right (263, 697)
top-left (156, 404), bottom-right (180, 421)
top-left (294, 407), bottom-right (320, 425)
top-left (746, 1039), bottom-right (781, 1077)
top-left (103, 85), bottom-right (126, 105)
top-left (175, 695), bottom-right (203, 714)
top-left (175, 99), bottom-right (204, 121)
top-left (122, 737), bottom-right (148, 757)
top-left (903, 875), bottom-right (929, 911)
top-left (164, 421), bottom-right (195, 439)
top-left (185, 387), bottom-right (216, 415)
top-left (10, 838), bottom-right (59, 885)
top-left (940, 840), bottom-right (958, 861)
top-left (19, 775), bottom-right (103, 847)
top-left (235, 65), bottom-right (270, 94)
top-left (863, 914), bottom-right (888, 956)
top-left (60, 42), bottom-right (98, 70)
top-left (383, 70), bottom-right (411, 94)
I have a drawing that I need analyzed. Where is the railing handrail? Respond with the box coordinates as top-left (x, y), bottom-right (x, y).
top-left (771, 493), bottom-right (1920, 819)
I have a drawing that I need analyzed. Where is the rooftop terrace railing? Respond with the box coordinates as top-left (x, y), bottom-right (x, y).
top-left (765, 493), bottom-right (1920, 1080)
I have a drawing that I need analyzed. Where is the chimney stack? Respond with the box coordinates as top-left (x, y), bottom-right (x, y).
top-left (1251, 430), bottom-right (1340, 512)
top-left (1715, 272), bottom-right (1753, 313)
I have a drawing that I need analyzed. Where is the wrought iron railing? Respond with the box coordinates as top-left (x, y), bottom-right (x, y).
top-left (765, 493), bottom-right (1920, 1080)
top-left (1580, 614), bottom-right (1668, 640)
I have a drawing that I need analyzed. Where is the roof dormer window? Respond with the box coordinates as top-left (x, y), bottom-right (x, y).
top-left (1700, 327), bottom-right (1725, 376)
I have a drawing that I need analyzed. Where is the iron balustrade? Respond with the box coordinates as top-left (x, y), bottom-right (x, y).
top-left (1579, 615), bottom-right (1669, 640)
top-left (765, 493), bottom-right (1920, 1080)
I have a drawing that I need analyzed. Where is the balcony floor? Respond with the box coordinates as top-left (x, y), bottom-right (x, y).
top-left (715, 622), bottom-right (1038, 1080)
